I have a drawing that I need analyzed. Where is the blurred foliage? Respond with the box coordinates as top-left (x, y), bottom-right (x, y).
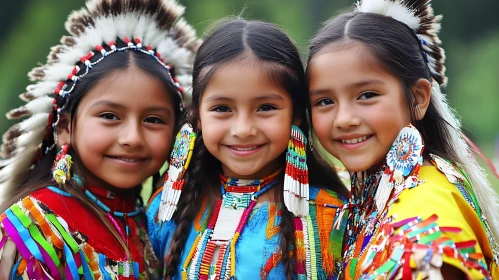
top-left (0, 0), bottom-right (498, 190)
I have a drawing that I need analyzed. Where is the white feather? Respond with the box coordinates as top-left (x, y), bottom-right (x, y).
top-left (143, 22), bottom-right (165, 48)
top-left (43, 64), bottom-right (75, 82)
top-left (356, 0), bottom-right (420, 30)
top-left (94, 16), bottom-right (118, 44)
top-left (14, 127), bottom-right (46, 150)
top-left (56, 47), bottom-right (86, 68)
top-left (26, 82), bottom-right (59, 99)
top-left (0, 148), bottom-right (38, 182)
top-left (17, 113), bottom-right (50, 133)
top-left (132, 16), bottom-right (150, 41)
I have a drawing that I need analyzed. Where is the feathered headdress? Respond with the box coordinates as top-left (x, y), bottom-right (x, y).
top-left (0, 0), bottom-right (201, 204)
top-left (355, 0), bottom-right (499, 241)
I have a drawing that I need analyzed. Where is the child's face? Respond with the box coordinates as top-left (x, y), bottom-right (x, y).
top-left (308, 42), bottom-right (412, 173)
top-left (70, 67), bottom-right (175, 189)
top-left (199, 60), bottom-right (294, 179)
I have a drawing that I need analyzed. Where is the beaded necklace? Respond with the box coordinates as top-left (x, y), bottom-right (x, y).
top-left (182, 170), bottom-right (281, 280)
top-left (341, 168), bottom-right (385, 271)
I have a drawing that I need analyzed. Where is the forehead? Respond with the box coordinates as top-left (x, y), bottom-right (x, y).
top-left (202, 59), bottom-right (292, 102)
top-left (77, 67), bottom-right (174, 111)
top-left (308, 41), bottom-right (397, 89)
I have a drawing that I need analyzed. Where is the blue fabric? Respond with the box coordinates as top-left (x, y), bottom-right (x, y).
top-left (146, 186), bottom-right (342, 279)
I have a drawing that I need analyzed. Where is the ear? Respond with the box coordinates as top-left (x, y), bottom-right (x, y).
top-left (197, 119), bottom-right (202, 132)
top-left (55, 113), bottom-right (71, 147)
top-left (411, 78), bottom-right (432, 121)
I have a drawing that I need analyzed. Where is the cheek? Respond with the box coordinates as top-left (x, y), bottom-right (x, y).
top-left (73, 120), bottom-right (112, 153)
top-left (311, 111), bottom-right (332, 143)
top-left (149, 130), bottom-right (174, 159)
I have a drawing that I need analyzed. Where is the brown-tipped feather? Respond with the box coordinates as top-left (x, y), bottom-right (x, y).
top-left (65, 9), bottom-right (94, 36)
top-left (19, 92), bottom-right (36, 102)
top-left (28, 67), bottom-right (46, 82)
top-left (60, 36), bottom-right (77, 47)
top-left (3, 126), bottom-right (21, 142)
top-left (7, 107), bottom-right (30, 119)
top-left (47, 45), bottom-right (67, 63)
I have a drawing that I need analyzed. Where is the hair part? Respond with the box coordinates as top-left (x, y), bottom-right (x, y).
top-left (163, 18), bottom-right (347, 279)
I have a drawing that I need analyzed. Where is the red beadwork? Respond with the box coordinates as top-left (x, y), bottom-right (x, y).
top-left (54, 82), bottom-right (66, 95)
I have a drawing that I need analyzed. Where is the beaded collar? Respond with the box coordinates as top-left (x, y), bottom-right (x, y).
top-left (182, 169), bottom-right (281, 280)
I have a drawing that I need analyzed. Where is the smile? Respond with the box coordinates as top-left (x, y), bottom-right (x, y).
top-left (340, 135), bottom-right (372, 144)
top-left (107, 156), bottom-right (145, 162)
top-left (230, 146), bottom-right (259, 151)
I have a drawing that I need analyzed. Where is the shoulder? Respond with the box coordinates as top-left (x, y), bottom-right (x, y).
top-left (381, 155), bottom-right (494, 279)
top-left (388, 156), bottom-right (478, 224)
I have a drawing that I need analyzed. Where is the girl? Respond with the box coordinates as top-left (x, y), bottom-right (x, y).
top-left (0, 0), bottom-right (199, 278)
top-left (147, 19), bottom-right (349, 279)
top-left (307, 0), bottom-right (499, 279)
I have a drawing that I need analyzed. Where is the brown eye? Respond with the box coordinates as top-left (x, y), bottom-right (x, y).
top-left (144, 117), bottom-right (165, 124)
top-left (100, 113), bottom-right (119, 120)
top-left (211, 105), bottom-right (231, 113)
top-left (358, 91), bottom-right (379, 100)
top-left (316, 98), bottom-right (334, 106)
top-left (257, 104), bottom-right (277, 112)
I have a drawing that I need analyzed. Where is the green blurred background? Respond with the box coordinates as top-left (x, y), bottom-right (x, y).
top-left (1, 0), bottom-right (498, 192)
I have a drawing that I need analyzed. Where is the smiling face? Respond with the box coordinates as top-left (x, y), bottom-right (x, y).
top-left (198, 60), bottom-right (294, 179)
top-left (308, 42), bottom-right (412, 173)
top-left (69, 66), bottom-right (175, 189)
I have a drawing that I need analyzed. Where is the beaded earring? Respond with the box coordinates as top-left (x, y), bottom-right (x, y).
top-left (283, 125), bottom-right (309, 217)
top-left (52, 144), bottom-right (73, 184)
top-left (374, 124), bottom-right (424, 211)
top-left (158, 123), bottom-right (196, 222)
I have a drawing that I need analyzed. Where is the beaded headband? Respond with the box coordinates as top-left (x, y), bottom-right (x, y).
top-left (0, 0), bottom-right (201, 202)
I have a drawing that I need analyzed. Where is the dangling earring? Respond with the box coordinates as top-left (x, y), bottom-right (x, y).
top-left (284, 125), bottom-right (309, 217)
top-left (158, 123), bottom-right (196, 222)
top-left (375, 124), bottom-right (424, 211)
top-left (52, 144), bottom-right (73, 184)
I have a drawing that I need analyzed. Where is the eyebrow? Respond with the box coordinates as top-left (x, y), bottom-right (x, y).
top-left (90, 100), bottom-right (173, 115)
top-left (309, 79), bottom-right (385, 96)
top-left (204, 93), bottom-right (285, 102)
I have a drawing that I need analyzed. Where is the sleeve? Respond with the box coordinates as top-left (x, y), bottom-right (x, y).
top-left (362, 177), bottom-right (492, 280)
top-left (145, 190), bottom-right (177, 261)
top-left (0, 196), bottom-right (99, 279)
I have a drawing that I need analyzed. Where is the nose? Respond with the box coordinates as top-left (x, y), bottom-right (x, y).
top-left (230, 112), bottom-right (257, 139)
top-left (334, 103), bottom-right (361, 129)
top-left (118, 120), bottom-right (145, 148)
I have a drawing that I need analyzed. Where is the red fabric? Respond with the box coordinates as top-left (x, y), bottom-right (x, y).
top-left (31, 185), bottom-right (145, 269)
